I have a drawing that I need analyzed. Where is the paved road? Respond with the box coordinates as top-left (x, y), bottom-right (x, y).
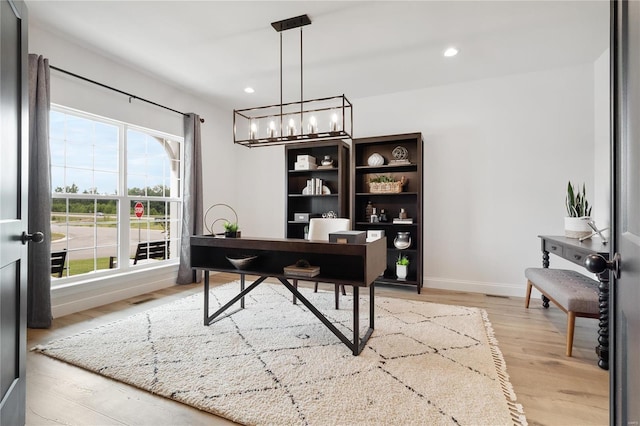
top-left (51, 223), bottom-right (165, 259)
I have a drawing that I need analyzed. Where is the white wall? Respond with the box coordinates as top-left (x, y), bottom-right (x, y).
top-left (29, 24), bottom-right (236, 316)
top-left (593, 49), bottom-right (611, 235)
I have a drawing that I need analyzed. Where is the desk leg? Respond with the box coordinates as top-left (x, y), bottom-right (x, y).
top-left (370, 282), bottom-right (375, 330)
top-left (240, 274), bottom-right (245, 309)
top-left (204, 271), bottom-right (210, 326)
top-left (596, 271), bottom-right (610, 370)
top-left (292, 279), bottom-right (298, 305)
top-left (353, 286), bottom-right (359, 356)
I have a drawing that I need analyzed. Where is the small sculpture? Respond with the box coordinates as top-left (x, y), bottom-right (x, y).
top-left (367, 153), bottom-right (384, 166)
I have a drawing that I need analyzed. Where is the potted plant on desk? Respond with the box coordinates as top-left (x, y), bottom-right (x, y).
top-left (224, 221), bottom-right (239, 238)
top-left (396, 254), bottom-right (409, 280)
top-left (565, 181), bottom-right (592, 239)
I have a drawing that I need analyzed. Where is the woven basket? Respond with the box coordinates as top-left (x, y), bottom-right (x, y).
top-left (369, 176), bottom-right (406, 193)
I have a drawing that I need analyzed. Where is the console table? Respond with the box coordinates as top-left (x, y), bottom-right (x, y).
top-left (190, 236), bottom-right (387, 355)
top-left (538, 235), bottom-right (610, 369)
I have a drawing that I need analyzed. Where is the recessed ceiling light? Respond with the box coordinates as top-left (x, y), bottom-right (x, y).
top-left (443, 47), bottom-right (459, 57)
top-left (244, 87), bottom-right (255, 94)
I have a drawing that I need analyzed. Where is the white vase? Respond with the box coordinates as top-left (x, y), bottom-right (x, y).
top-left (396, 264), bottom-right (408, 280)
top-left (564, 216), bottom-right (591, 239)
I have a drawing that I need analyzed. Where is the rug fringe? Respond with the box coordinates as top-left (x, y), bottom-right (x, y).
top-left (481, 309), bottom-right (529, 426)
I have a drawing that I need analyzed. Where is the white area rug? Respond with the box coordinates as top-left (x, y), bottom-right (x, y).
top-left (34, 281), bottom-right (527, 425)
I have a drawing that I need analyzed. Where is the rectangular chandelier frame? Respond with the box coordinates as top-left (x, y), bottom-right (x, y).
top-left (233, 94), bottom-right (352, 147)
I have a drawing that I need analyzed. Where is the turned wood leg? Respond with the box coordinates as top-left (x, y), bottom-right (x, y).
top-left (541, 294), bottom-right (550, 308)
top-left (292, 279), bottom-right (298, 304)
top-left (566, 311), bottom-right (576, 357)
top-left (525, 280), bottom-right (533, 308)
top-left (540, 250), bottom-right (550, 308)
top-left (341, 284), bottom-right (346, 296)
top-left (596, 271), bottom-right (610, 370)
top-left (334, 284), bottom-right (340, 309)
top-left (314, 281), bottom-right (319, 292)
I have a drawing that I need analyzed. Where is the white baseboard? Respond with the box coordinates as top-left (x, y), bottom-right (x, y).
top-left (51, 265), bottom-right (183, 318)
top-left (424, 276), bottom-right (528, 298)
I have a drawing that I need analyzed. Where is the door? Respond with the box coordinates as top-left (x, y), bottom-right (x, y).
top-left (612, 0), bottom-right (640, 424)
top-left (0, 0), bottom-right (28, 424)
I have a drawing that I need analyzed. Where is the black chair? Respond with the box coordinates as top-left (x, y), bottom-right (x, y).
top-left (51, 250), bottom-right (67, 278)
top-left (109, 240), bottom-right (168, 268)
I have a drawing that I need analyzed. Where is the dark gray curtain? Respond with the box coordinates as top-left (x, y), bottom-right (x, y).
top-left (176, 113), bottom-right (203, 284)
top-left (27, 54), bottom-right (52, 328)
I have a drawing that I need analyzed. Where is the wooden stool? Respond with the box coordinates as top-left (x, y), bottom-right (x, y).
top-left (524, 268), bottom-right (599, 357)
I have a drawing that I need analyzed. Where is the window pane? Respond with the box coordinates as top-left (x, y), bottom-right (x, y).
top-left (50, 106), bottom-right (182, 281)
top-left (65, 139), bottom-right (93, 168)
top-left (51, 166), bottom-right (65, 192)
top-left (94, 171), bottom-right (118, 195)
top-left (65, 168), bottom-right (93, 194)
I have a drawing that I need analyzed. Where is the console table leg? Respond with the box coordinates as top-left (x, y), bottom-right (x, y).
top-left (542, 250), bottom-right (550, 268)
top-left (541, 294), bottom-right (550, 309)
top-left (596, 271), bottom-right (610, 370)
top-left (541, 249), bottom-right (551, 308)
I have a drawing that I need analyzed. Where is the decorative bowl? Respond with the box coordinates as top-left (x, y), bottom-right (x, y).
top-left (226, 254), bottom-right (258, 270)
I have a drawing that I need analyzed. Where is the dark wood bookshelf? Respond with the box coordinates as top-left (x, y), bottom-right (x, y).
top-left (351, 132), bottom-right (424, 293)
top-left (285, 140), bottom-right (350, 239)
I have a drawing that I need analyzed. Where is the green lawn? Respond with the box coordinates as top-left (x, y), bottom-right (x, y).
top-left (55, 257), bottom-right (111, 276)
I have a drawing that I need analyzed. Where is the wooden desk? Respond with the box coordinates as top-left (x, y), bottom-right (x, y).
top-left (190, 236), bottom-right (387, 355)
top-left (539, 235), bottom-right (610, 369)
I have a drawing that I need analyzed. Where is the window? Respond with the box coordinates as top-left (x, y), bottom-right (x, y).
top-left (50, 105), bottom-right (182, 282)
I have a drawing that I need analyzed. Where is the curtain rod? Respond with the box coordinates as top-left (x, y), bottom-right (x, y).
top-left (50, 65), bottom-right (205, 123)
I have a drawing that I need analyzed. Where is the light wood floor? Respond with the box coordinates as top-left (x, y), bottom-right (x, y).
top-left (26, 273), bottom-right (608, 426)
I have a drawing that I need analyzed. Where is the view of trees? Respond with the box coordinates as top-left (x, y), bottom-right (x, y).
top-left (52, 184), bottom-right (171, 216)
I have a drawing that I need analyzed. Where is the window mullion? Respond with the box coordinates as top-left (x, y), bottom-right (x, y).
top-left (119, 124), bottom-right (130, 269)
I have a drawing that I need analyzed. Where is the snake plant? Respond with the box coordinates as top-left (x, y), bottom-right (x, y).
top-left (565, 181), bottom-right (592, 217)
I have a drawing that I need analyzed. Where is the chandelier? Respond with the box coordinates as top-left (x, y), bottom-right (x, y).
top-left (233, 14), bottom-right (353, 147)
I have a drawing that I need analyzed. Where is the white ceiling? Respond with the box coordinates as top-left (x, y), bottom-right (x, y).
top-left (25, 0), bottom-right (609, 109)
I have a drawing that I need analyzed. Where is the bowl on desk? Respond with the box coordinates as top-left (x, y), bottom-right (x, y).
top-left (225, 254), bottom-right (258, 270)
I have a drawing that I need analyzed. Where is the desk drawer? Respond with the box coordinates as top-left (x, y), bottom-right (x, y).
top-left (544, 241), bottom-right (564, 257)
top-left (565, 247), bottom-right (590, 265)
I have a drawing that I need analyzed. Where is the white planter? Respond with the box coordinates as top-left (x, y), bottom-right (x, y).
top-left (396, 264), bottom-right (408, 280)
top-left (564, 216), bottom-right (592, 239)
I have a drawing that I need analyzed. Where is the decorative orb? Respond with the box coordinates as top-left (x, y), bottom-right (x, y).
top-left (367, 153), bottom-right (384, 166)
top-left (392, 146), bottom-right (409, 161)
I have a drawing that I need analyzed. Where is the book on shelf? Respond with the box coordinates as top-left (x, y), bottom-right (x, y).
top-left (392, 218), bottom-right (414, 224)
top-left (305, 178), bottom-right (324, 195)
top-left (389, 159), bottom-right (411, 165)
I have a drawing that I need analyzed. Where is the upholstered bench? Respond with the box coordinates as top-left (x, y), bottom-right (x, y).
top-left (524, 267), bottom-right (599, 356)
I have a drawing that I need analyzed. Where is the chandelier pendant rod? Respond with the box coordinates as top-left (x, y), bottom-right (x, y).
top-left (280, 31), bottom-right (283, 138)
top-left (300, 26), bottom-right (304, 133)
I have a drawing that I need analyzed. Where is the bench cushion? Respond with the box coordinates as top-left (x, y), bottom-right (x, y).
top-left (525, 268), bottom-right (599, 314)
